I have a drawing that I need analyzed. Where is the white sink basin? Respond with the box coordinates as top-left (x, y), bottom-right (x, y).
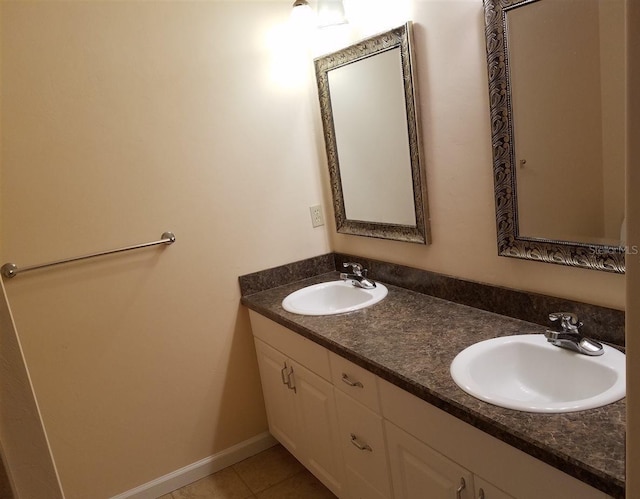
top-left (450, 334), bottom-right (625, 413)
top-left (282, 280), bottom-right (388, 316)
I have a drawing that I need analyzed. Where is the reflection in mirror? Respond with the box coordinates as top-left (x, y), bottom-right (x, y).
top-left (509, 0), bottom-right (626, 245)
top-left (314, 22), bottom-right (430, 244)
top-left (484, 0), bottom-right (626, 273)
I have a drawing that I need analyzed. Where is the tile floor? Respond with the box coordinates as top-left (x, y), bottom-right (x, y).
top-left (158, 444), bottom-right (337, 499)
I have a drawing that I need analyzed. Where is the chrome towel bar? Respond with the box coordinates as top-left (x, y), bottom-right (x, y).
top-left (1, 231), bottom-right (176, 279)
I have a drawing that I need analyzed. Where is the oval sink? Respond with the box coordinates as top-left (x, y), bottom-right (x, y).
top-left (450, 334), bottom-right (625, 413)
top-left (282, 280), bottom-right (388, 316)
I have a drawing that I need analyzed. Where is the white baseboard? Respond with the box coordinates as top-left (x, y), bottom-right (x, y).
top-left (110, 432), bottom-right (277, 499)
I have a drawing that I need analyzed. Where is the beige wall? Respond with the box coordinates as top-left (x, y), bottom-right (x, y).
top-left (1, 1), bottom-right (329, 497)
top-left (328, 0), bottom-right (625, 310)
top-left (0, 280), bottom-right (63, 498)
top-left (0, 0), bottom-right (630, 498)
top-left (626, 0), bottom-right (638, 495)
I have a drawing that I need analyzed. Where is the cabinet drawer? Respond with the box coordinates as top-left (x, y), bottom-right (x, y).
top-left (249, 311), bottom-right (331, 380)
top-left (329, 351), bottom-right (381, 413)
top-left (334, 390), bottom-right (392, 499)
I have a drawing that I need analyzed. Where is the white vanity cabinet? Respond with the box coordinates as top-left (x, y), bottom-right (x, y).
top-left (385, 419), bottom-right (514, 499)
top-left (385, 420), bottom-right (475, 499)
top-left (249, 312), bottom-right (613, 499)
top-left (253, 339), bottom-right (301, 454)
top-left (251, 313), bottom-right (345, 498)
top-left (330, 352), bottom-right (393, 499)
top-left (379, 379), bottom-right (610, 499)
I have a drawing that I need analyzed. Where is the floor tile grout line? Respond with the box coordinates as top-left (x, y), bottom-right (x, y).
top-left (232, 461), bottom-right (295, 496)
top-left (248, 469), bottom-right (309, 499)
top-left (230, 448), bottom-right (305, 496)
top-left (231, 462), bottom-right (263, 496)
top-left (158, 445), bottom-right (334, 499)
top-left (223, 466), bottom-right (256, 499)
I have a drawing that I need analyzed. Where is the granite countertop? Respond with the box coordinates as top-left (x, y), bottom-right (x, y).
top-left (241, 272), bottom-right (625, 498)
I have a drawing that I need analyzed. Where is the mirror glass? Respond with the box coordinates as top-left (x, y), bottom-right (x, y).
top-left (484, 0), bottom-right (626, 273)
top-left (314, 22), bottom-right (430, 244)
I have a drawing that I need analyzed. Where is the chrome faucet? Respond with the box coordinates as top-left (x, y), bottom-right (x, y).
top-left (340, 262), bottom-right (377, 289)
top-left (544, 312), bottom-right (604, 356)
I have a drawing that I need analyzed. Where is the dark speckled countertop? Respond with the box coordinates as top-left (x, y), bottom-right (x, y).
top-left (241, 272), bottom-right (625, 498)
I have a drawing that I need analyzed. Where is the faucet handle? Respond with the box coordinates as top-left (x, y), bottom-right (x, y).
top-left (549, 312), bottom-right (581, 331)
top-left (549, 312), bottom-right (578, 324)
top-left (343, 262), bottom-right (363, 275)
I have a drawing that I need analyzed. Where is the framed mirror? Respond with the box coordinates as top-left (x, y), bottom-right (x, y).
top-left (483, 0), bottom-right (626, 273)
top-left (314, 22), bottom-right (430, 244)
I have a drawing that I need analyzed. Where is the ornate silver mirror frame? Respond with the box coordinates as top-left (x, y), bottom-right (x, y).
top-left (314, 22), bottom-right (430, 244)
top-left (483, 0), bottom-right (625, 273)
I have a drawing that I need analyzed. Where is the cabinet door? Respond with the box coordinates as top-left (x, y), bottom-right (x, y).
top-left (385, 421), bottom-right (474, 499)
top-left (475, 477), bottom-right (514, 499)
top-left (254, 339), bottom-right (300, 455)
top-left (334, 390), bottom-right (392, 499)
top-left (290, 359), bottom-right (345, 498)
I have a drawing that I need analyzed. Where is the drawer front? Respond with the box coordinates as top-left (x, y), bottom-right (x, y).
top-left (329, 351), bottom-right (381, 413)
top-left (334, 390), bottom-right (392, 499)
top-left (249, 311), bottom-right (331, 381)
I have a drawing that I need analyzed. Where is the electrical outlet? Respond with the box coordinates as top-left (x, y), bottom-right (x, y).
top-left (309, 205), bottom-right (324, 228)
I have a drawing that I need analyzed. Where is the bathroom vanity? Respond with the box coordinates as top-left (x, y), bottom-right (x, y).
top-left (240, 260), bottom-right (624, 499)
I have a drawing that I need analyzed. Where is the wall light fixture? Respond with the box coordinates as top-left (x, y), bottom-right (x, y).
top-left (291, 0), bottom-right (348, 28)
